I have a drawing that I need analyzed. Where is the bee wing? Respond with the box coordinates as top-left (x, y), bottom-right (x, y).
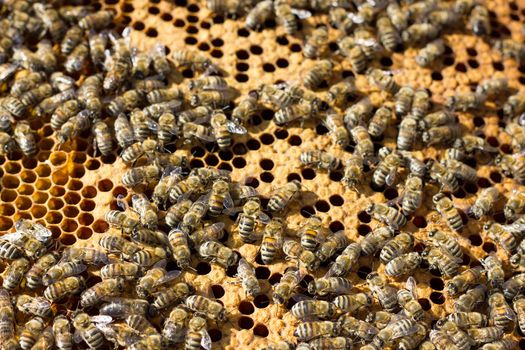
top-left (223, 193), bottom-right (234, 210)
top-left (385, 168), bottom-right (398, 187)
top-left (152, 42), bottom-right (166, 57)
top-left (291, 293), bottom-right (313, 302)
top-left (0, 63), bottom-right (18, 82)
top-left (23, 297), bottom-right (51, 310)
top-left (116, 194), bottom-right (130, 211)
top-left (0, 231), bottom-right (23, 243)
top-left (201, 330), bottom-right (212, 350)
top-left (223, 206), bottom-right (243, 216)
top-left (405, 276), bottom-right (418, 299)
top-left (91, 315), bottom-right (113, 325)
top-left (226, 121), bottom-right (247, 135)
top-left (73, 329), bottom-right (83, 344)
top-left (258, 212), bottom-right (271, 224)
top-left (154, 270), bottom-right (182, 287)
top-left (291, 8), bottom-right (312, 19)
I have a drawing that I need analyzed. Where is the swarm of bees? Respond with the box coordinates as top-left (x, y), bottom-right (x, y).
top-left (0, 0), bottom-right (524, 349)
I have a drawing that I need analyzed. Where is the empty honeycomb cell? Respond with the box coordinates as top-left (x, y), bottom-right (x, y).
top-left (430, 292), bottom-right (445, 305)
top-left (81, 186), bottom-right (97, 199)
top-left (288, 135), bottom-right (302, 146)
top-left (260, 172), bottom-right (274, 183)
top-left (14, 212), bottom-right (31, 221)
top-left (315, 200), bottom-right (330, 212)
top-left (329, 221), bottom-right (344, 233)
top-left (48, 198), bottom-right (64, 210)
top-left (148, 6), bottom-right (159, 14)
top-left (204, 154), bottom-right (219, 166)
top-left (92, 219), bottom-right (109, 233)
top-left (61, 219), bottom-right (78, 233)
top-left (329, 195), bottom-right (344, 206)
top-left (357, 211), bottom-right (372, 223)
top-left (238, 316), bottom-right (254, 330)
top-left (4, 162), bottom-right (21, 174)
top-left (174, 19), bottom-right (186, 27)
top-left (35, 164), bottom-right (51, 177)
top-left (78, 213), bottom-right (94, 226)
top-left (50, 186), bottom-right (66, 197)
top-left (430, 278), bottom-right (444, 291)
top-left (260, 159), bottom-right (274, 170)
top-left (98, 179), bottom-right (114, 192)
top-left (72, 152), bottom-right (87, 164)
top-left (0, 217), bottom-right (13, 230)
top-left (0, 204), bottom-right (14, 216)
top-left (2, 175), bottom-right (20, 189)
top-left (50, 152), bottom-right (67, 166)
top-left (300, 206), bottom-right (315, 218)
top-left (185, 36), bottom-right (197, 45)
top-left (418, 298), bottom-right (432, 311)
top-left (20, 170), bottom-right (36, 183)
top-left (39, 138), bottom-right (54, 151)
top-left (63, 206), bottom-right (80, 218)
top-left (77, 227), bottom-right (93, 240)
top-left (60, 234), bottom-right (77, 246)
top-left (255, 266), bottom-right (270, 280)
top-left (7, 150), bottom-right (23, 161)
top-left (45, 211), bottom-right (63, 225)
top-left (161, 13), bottom-right (173, 21)
top-left (357, 266), bottom-right (372, 279)
top-left (254, 294), bottom-right (270, 309)
top-left (236, 62), bottom-right (249, 71)
top-left (51, 170), bottom-right (68, 186)
top-left (412, 216), bottom-right (427, 228)
top-left (301, 168), bottom-right (316, 180)
top-left (287, 173), bottom-right (301, 182)
top-left (67, 180), bottom-right (83, 192)
top-left (235, 73), bottom-right (248, 82)
top-left (198, 42), bottom-right (210, 51)
top-left (31, 205), bottom-right (47, 219)
top-left (260, 133), bottom-right (275, 145)
top-left (218, 150), bottom-right (233, 161)
top-left (218, 162), bottom-right (233, 172)
top-left (33, 192), bottom-right (48, 204)
top-left (211, 285), bottom-right (225, 298)
top-left (190, 159), bottom-right (204, 168)
top-left (482, 242), bottom-right (497, 253)
top-left (196, 261), bottom-right (211, 275)
top-left (357, 224), bottom-right (372, 236)
top-left (18, 184), bottom-right (34, 196)
top-left (68, 164), bottom-right (85, 179)
top-left (112, 186), bottom-right (127, 199)
top-left (238, 301), bottom-right (255, 315)
top-left (80, 199), bottom-right (96, 212)
top-left (208, 329), bottom-right (222, 343)
top-left (268, 273), bottom-right (282, 285)
top-left (15, 196), bottom-right (31, 210)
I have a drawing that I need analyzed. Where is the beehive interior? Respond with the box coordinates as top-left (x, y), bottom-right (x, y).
top-left (0, 0), bottom-right (525, 348)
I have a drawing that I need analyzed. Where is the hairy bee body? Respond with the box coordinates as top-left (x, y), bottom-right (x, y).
top-left (185, 295), bottom-right (226, 321)
top-left (367, 272), bottom-right (399, 312)
top-left (446, 266), bottom-right (483, 296)
top-left (342, 154), bottom-right (364, 189)
top-left (273, 267), bottom-right (302, 304)
top-left (26, 253), bottom-right (59, 289)
top-left (80, 278), bottom-right (125, 308)
top-left (294, 321), bottom-right (341, 342)
top-left (283, 239), bottom-right (320, 271)
top-left (366, 204), bottom-right (407, 229)
top-left (3, 257), bottom-right (30, 290)
top-left (424, 247), bottom-right (461, 277)
top-left (368, 68), bottom-right (400, 94)
top-left (433, 192), bottom-right (463, 232)
top-left (416, 39), bottom-right (445, 67)
top-left (332, 292), bottom-right (372, 314)
top-left (44, 276), bottom-right (84, 302)
top-left (153, 282), bottom-right (193, 310)
top-left (53, 315), bottom-right (73, 350)
top-left (372, 148), bottom-right (403, 188)
top-left (308, 277), bottom-right (352, 296)
top-left (328, 243), bottom-right (360, 277)
top-left (291, 300), bottom-right (337, 320)
top-left (454, 285), bottom-right (486, 312)
top-left (268, 180), bottom-right (301, 212)
top-left (385, 252), bottom-right (421, 277)
top-left (428, 229), bottom-right (463, 258)
top-left (300, 150), bottom-right (341, 171)
top-left (488, 290), bottom-right (515, 330)
top-left (397, 115), bottom-right (418, 151)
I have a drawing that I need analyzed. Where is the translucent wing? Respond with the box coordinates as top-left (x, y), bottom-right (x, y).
top-left (32, 223), bottom-right (52, 242)
top-left (291, 8), bottom-right (312, 19)
top-left (258, 212), bottom-right (271, 224)
top-left (223, 193), bottom-right (234, 210)
top-left (222, 206), bottom-right (243, 216)
top-left (24, 297), bottom-right (51, 310)
top-left (226, 121), bottom-right (247, 135)
top-left (91, 315), bottom-right (113, 325)
top-left (406, 276), bottom-right (418, 299)
top-left (0, 231), bottom-right (23, 242)
top-left (116, 194), bottom-right (130, 211)
top-left (385, 168), bottom-right (398, 187)
top-left (73, 330), bottom-right (83, 344)
top-left (201, 330), bottom-right (212, 350)
top-left (154, 270), bottom-right (182, 287)
top-left (152, 42), bottom-right (166, 57)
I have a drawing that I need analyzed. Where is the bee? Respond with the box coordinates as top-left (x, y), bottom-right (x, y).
top-left (398, 174), bottom-right (424, 215)
top-left (42, 260), bottom-right (87, 286)
top-left (15, 294), bottom-right (55, 318)
top-left (479, 254), bottom-right (505, 290)
top-left (185, 295), bottom-right (226, 321)
top-left (505, 123), bottom-right (525, 153)
top-left (422, 124), bottom-right (461, 146)
top-left (428, 229), bottom-right (462, 258)
top-left (100, 262), bottom-right (140, 281)
top-left (397, 115), bottom-right (418, 151)
top-left (275, 97), bottom-right (320, 125)
top-left (367, 68), bottom-right (400, 95)
top-left (131, 47), bottom-right (151, 79)
top-left (260, 217), bottom-right (285, 264)
top-left (476, 78), bottom-right (508, 100)
top-left (78, 9), bottom-right (113, 30)
top-left (99, 298), bottom-right (150, 318)
top-left (172, 49), bottom-right (211, 72)
top-left (199, 240), bottom-right (238, 267)
top-left (415, 38), bottom-right (445, 69)
top-left (372, 148), bottom-right (404, 188)
top-left (11, 71), bottom-right (47, 97)
top-left (189, 76), bottom-right (228, 92)
top-left (0, 289), bottom-right (14, 341)
top-left (244, 0), bottom-right (273, 29)
top-left (467, 327), bottom-right (504, 346)
top-left (427, 330), bottom-right (458, 350)
top-left (231, 198), bottom-right (265, 242)
top-left (503, 93), bottom-right (525, 118)
top-left (323, 112), bottom-right (350, 147)
top-left (132, 246), bottom-right (167, 267)
top-left (268, 180), bottom-right (301, 212)
top-left (308, 277), bottom-right (352, 297)
top-left (19, 317), bottom-right (46, 350)
top-left (323, 242), bottom-right (360, 277)
top-left (469, 4), bottom-right (491, 36)
top-left (206, 178), bottom-right (233, 216)
top-left (437, 321), bottom-right (473, 350)
top-left (454, 284), bottom-right (487, 312)
top-left (10, 121), bottom-right (36, 157)
top-left (166, 228), bottom-right (192, 270)
top-left (488, 289), bottom-right (516, 330)
top-left (367, 272), bottom-right (399, 312)
top-left (309, 337), bottom-right (354, 350)
top-left (294, 321), bottom-right (341, 342)
top-left (503, 273), bottom-right (525, 300)
top-left (230, 91), bottom-right (259, 125)
top-left (300, 150), bottom-right (341, 172)
top-left (479, 340), bottom-right (518, 350)
top-left (162, 306), bottom-right (189, 342)
top-left (3, 257), bottom-right (29, 290)
top-left (274, 0), bottom-right (299, 34)
top-left (350, 126), bottom-right (374, 161)
top-left (496, 154), bottom-right (525, 184)
top-left (273, 267), bottom-right (303, 304)
top-left (484, 222), bottom-right (520, 254)
top-left (316, 230), bottom-right (348, 262)
top-left (90, 120), bottom-right (113, 157)
top-left (511, 252), bottom-right (525, 272)
top-left (513, 294), bottom-right (525, 334)
top-left (376, 15), bottom-right (401, 52)
top-left (302, 25), bottom-right (329, 59)
top-left (445, 91), bottom-right (486, 111)
top-left (112, 113), bottom-right (134, 149)
top-left (373, 317), bottom-right (419, 348)
top-left (1, 97), bottom-right (24, 120)
top-left (423, 247), bottom-right (462, 277)
top-left (394, 86), bottom-right (414, 117)
top-left (53, 315), bottom-right (72, 350)
top-left (179, 199), bottom-right (209, 234)
top-left (105, 211), bottom-right (139, 235)
top-left (107, 89), bottom-right (146, 117)
top-left (433, 192), bottom-right (464, 232)
top-left (341, 154), bottom-right (364, 189)
top-left (291, 299), bottom-right (337, 321)
top-left (360, 226), bottom-right (396, 256)
top-left (428, 160), bottom-right (460, 193)
top-left (367, 203), bottom-right (407, 230)
top-left (402, 23), bottom-right (439, 45)
top-left (231, 258), bottom-right (260, 298)
top-left (367, 106), bottom-right (392, 138)
top-left (165, 200), bottom-right (192, 229)
top-left (446, 266), bottom-right (484, 296)
top-left (331, 292), bottom-right (371, 314)
top-left (126, 314), bottom-right (158, 336)
top-left (131, 193), bottom-right (158, 230)
top-left (104, 33), bottom-right (132, 92)
top-left (303, 59), bottom-right (333, 90)
top-left (80, 277), bottom-right (126, 308)
top-left (43, 276), bottom-right (85, 301)
top-left (494, 38), bottom-right (525, 61)
top-left (339, 314), bottom-right (378, 343)
top-left (122, 164), bottom-right (161, 187)
top-left (185, 315), bottom-right (212, 350)
top-left (151, 282), bottom-right (194, 311)
top-left (25, 252), bottom-right (59, 289)
top-left (73, 313), bottom-right (109, 350)
top-left (62, 247), bottom-right (110, 266)
top-left (32, 2), bottom-right (66, 40)
top-left (56, 109), bottom-right (92, 146)
top-left (61, 25), bottom-right (83, 54)
top-left (87, 30), bottom-right (108, 68)
top-left (467, 187), bottom-right (499, 219)
top-left (64, 40), bottom-right (89, 73)
top-left (136, 259), bottom-right (180, 298)
top-left (385, 252), bottom-right (421, 277)
top-left (35, 88), bottom-right (76, 117)
top-left (420, 110), bottom-right (455, 130)
top-left (260, 83), bottom-right (303, 109)
top-left (397, 277), bottom-right (424, 321)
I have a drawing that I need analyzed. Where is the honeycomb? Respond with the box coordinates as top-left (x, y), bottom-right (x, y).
top-left (0, 0), bottom-right (525, 348)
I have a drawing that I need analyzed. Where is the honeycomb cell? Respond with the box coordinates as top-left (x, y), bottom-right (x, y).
top-left (315, 200), bottom-right (330, 212)
top-left (45, 211), bottom-right (63, 225)
top-left (430, 292), bottom-right (445, 305)
top-left (50, 152), bottom-right (67, 166)
top-left (35, 179), bottom-right (51, 191)
top-left (48, 226), bottom-right (61, 239)
top-left (470, 235), bottom-right (482, 248)
top-left (0, 204), bottom-right (15, 216)
top-left (64, 192), bottom-right (81, 205)
top-left (81, 186), bottom-right (97, 199)
top-left (31, 205), bottom-right (47, 219)
top-left (196, 261), bottom-right (211, 275)
top-left (39, 138), bottom-right (54, 151)
top-left (80, 200), bottom-right (95, 211)
top-left (48, 198), bottom-right (64, 210)
top-left (2, 175), bottom-right (20, 189)
top-left (1, 189), bottom-right (16, 202)
top-left (238, 301), bottom-right (255, 315)
top-left (77, 227), bottom-right (93, 240)
top-left (18, 184), bottom-right (34, 195)
top-left (51, 170), bottom-right (68, 186)
top-left (33, 192), bottom-right (49, 204)
top-left (78, 213), bottom-right (94, 226)
top-left (50, 186), bottom-right (66, 197)
top-left (15, 196), bottom-right (31, 210)
top-left (268, 273), bottom-right (282, 285)
top-left (260, 172), bottom-right (274, 183)
top-left (5, 162), bottom-right (21, 174)
top-left (211, 285), bottom-right (225, 298)
top-left (63, 206), bottom-right (80, 218)
top-left (72, 152), bottom-right (87, 164)
top-left (69, 164), bottom-right (85, 179)
top-left (92, 220), bottom-right (109, 233)
top-left (67, 179), bottom-right (83, 191)
top-left (253, 324), bottom-right (269, 337)
top-left (60, 234), bottom-right (77, 246)
top-left (253, 294), bottom-right (270, 308)
top-left (14, 212), bottom-right (31, 221)
top-left (35, 164), bottom-right (51, 177)
top-left (20, 170), bottom-right (36, 183)
top-left (357, 266), bottom-right (372, 279)
top-left (86, 159), bottom-right (100, 170)
top-left (238, 316), bottom-right (254, 329)
top-left (329, 221), bottom-right (344, 233)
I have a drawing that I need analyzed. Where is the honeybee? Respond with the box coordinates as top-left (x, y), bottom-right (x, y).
top-left (234, 258), bottom-right (261, 297)
top-left (130, 109), bottom-right (154, 142)
top-left (437, 320), bottom-right (473, 350)
top-left (172, 49), bottom-right (212, 71)
top-left (416, 39), bottom-right (445, 67)
top-left (273, 267), bottom-right (303, 305)
top-left (511, 252), bottom-right (525, 272)
top-left (503, 93), bottom-right (525, 118)
top-left (372, 148), bottom-right (404, 188)
top-left (183, 315), bottom-right (211, 350)
top-left (385, 252), bottom-right (421, 277)
top-left (367, 272), bottom-right (399, 312)
top-left (80, 277), bottom-right (126, 308)
top-left (122, 164), bottom-right (162, 187)
top-left (132, 246), bottom-right (167, 267)
top-left (207, 178), bottom-right (233, 216)
top-left (428, 229), bottom-right (463, 258)
top-left (231, 90), bottom-right (259, 125)
top-left (182, 122), bottom-right (214, 144)
top-left (11, 47), bottom-right (43, 72)
top-left (164, 201), bottom-right (192, 230)
top-left (294, 321), bottom-right (341, 342)
top-left (136, 259), bottom-right (180, 298)
top-left (274, 0), bottom-right (300, 34)
top-left (433, 192), bottom-right (464, 232)
top-left (316, 230), bottom-right (347, 262)
top-left (233, 198), bottom-right (268, 243)
top-left (360, 226), bottom-right (396, 256)
top-left (53, 315), bottom-right (72, 350)
top-left (268, 180), bottom-right (301, 212)
top-left (428, 160), bottom-right (460, 193)
top-left (85, 30), bottom-right (107, 67)
top-left (496, 154), bottom-right (525, 184)
top-left (56, 109), bottom-right (92, 146)
top-left (19, 316), bottom-right (46, 350)
top-left (373, 317), bottom-right (419, 348)
top-left (179, 199), bottom-right (209, 234)
top-left (302, 25), bottom-right (329, 58)
top-left (300, 150), bottom-right (341, 172)
top-left (368, 106), bottom-right (392, 138)
top-left (467, 327), bottom-right (504, 346)
top-left (43, 276), bottom-right (85, 301)
top-left (422, 124), bottom-right (461, 146)
top-left (445, 91), bottom-right (486, 111)
top-left (185, 295), bottom-right (226, 321)
top-left (11, 71), bottom-right (47, 97)
top-left (131, 193), bottom-right (158, 230)
top-left (199, 240), bottom-right (238, 267)
top-left (260, 217), bottom-right (285, 264)
top-left (469, 5), bottom-right (491, 36)
top-left (402, 23), bottom-right (439, 45)
top-left (332, 292), bottom-right (372, 314)
top-left (393, 87), bottom-right (414, 118)
top-left (3, 257), bottom-right (29, 290)
top-left (325, 81), bottom-right (354, 109)
top-left (35, 88), bottom-right (76, 117)
top-left (351, 126), bottom-right (375, 161)
top-left (99, 298), bottom-right (150, 318)
top-left (325, 242), bottom-right (360, 277)
top-left (275, 98), bottom-right (320, 125)
top-left (396, 277), bottom-right (424, 321)
top-left (446, 266), bottom-right (483, 296)
top-left (367, 68), bottom-right (400, 95)
top-left (366, 203), bottom-right (407, 230)
top-left (479, 339), bottom-right (518, 350)
top-left (303, 59), bottom-right (333, 90)
top-left (90, 120), bottom-right (113, 156)
top-left (64, 40), bottom-right (89, 73)
top-left (476, 78), bottom-right (508, 100)
top-left (308, 277), bottom-right (352, 297)
top-left (78, 9), bottom-right (113, 30)
top-left (471, 179), bottom-right (500, 217)
top-left (164, 229), bottom-right (189, 266)
top-left (105, 211), bottom-right (139, 235)
top-left (423, 247), bottom-right (462, 277)
top-left (145, 42), bottom-right (170, 78)
top-left (420, 110), bottom-right (455, 130)
top-left (342, 154), bottom-right (364, 189)
top-left (244, 0), bottom-right (274, 29)
top-left (104, 29), bottom-right (132, 92)
top-left (107, 89), bottom-right (146, 117)
top-left (505, 123), bottom-right (525, 153)
top-left (454, 284), bottom-right (487, 312)
top-left (376, 15), bottom-right (401, 52)
top-left (61, 25), bottom-right (83, 54)
top-left (503, 273), bottom-right (525, 300)
top-left (152, 282), bottom-right (194, 311)
top-left (100, 262), bottom-right (140, 280)
top-left (131, 47), bottom-right (151, 79)
top-left (73, 313), bottom-right (110, 350)
top-left (484, 222), bottom-right (520, 254)
top-left (162, 306), bottom-right (189, 342)
top-left (260, 83), bottom-right (304, 109)
top-left (488, 289), bottom-right (516, 330)
top-left (25, 252), bottom-right (59, 290)
top-left (112, 113), bottom-right (134, 149)
top-left (397, 115), bottom-right (418, 151)
top-left (42, 261), bottom-right (86, 287)
top-left (283, 239), bottom-right (320, 271)
top-left (427, 329), bottom-right (458, 350)
top-left (338, 314), bottom-right (378, 342)
top-left (62, 247), bottom-right (110, 266)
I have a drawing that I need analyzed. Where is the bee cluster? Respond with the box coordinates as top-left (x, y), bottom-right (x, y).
top-left (0, 0), bottom-right (524, 349)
